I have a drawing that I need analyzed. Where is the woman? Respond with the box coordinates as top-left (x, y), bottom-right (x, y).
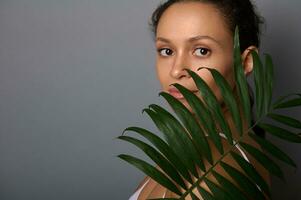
top-left (129, 0), bottom-right (269, 199)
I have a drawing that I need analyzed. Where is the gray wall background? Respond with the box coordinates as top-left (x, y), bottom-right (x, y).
top-left (0, 0), bottom-right (300, 199)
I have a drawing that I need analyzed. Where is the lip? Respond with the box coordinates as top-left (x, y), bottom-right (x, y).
top-left (168, 88), bottom-right (198, 99)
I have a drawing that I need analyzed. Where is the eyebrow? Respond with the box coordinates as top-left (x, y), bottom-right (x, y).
top-left (156, 35), bottom-right (222, 46)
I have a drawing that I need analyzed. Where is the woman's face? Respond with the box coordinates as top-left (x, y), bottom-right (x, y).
top-left (155, 2), bottom-right (236, 112)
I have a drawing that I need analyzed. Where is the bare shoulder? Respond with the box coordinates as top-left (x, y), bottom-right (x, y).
top-left (133, 165), bottom-right (168, 200)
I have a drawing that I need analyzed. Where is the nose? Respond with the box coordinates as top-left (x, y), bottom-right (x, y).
top-left (170, 52), bottom-right (191, 79)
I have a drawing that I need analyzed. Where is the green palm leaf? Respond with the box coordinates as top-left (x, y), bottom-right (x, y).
top-left (196, 185), bottom-right (215, 200)
top-left (149, 104), bottom-right (206, 173)
top-left (142, 107), bottom-right (199, 178)
top-left (251, 50), bottom-right (265, 118)
top-left (230, 151), bottom-right (271, 197)
top-left (186, 69), bottom-right (225, 154)
top-left (273, 93), bottom-right (301, 108)
top-left (233, 26), bottom-right (252, 128)
top-left (147, 198), bottom-right (178, 200)
top-left (118, 135), bottom-right (187, 190)
top-left (273, 96), bottom-right (301, 109)
top-left (220, 161), bottom-right (266, 200)
top-left (147, 199), bottom-right (178, 200)
top-left (118, 154), bottom-right (182, 196)
top-left (258, 123), bottom-right (301, 143)
top-left (117, 26), bottom-right (301, 199)
top-left (173, 80), bottom-right (224, 155)
top-left (123, 126), bottom-right (193, 184)
top-left (202, 67), bottom-right (243, 136)
top-left (267, 113), bottom-right (301, 129)
top-left (158, 91), bottom-right (213, 165)
top-left (212, 170), bottom-right (248, 200)
top-left (240, 142), bottom-right (285, 181)
top-left (190, 192), bottom-right (200, 200)
top-left (204, 177), bottom-right (232, 200)
top-left (264, 53), bottom-right (274, 112)
top-left (249, 132), bottom-right (297, 168)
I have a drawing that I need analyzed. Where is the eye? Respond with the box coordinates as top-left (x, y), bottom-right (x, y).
top-left (194, 47), bottom-right (210, 57)
top-left (157, 48), bottom-right (174, 57)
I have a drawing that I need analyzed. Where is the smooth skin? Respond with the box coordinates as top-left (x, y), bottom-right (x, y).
top-left (134, 2), bottom-right (270, 199)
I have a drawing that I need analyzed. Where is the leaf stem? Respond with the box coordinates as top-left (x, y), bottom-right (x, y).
top-left (180, 111), bottom-right (268, 199)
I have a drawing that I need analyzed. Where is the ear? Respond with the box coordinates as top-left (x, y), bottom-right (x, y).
top-left (241, 45), bottom-right (258, 76)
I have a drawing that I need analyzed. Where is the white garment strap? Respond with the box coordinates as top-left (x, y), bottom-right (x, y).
top-left (218, 132), bottom-right (250, 163)
top-left (217, 132), bottom-right (262, 192)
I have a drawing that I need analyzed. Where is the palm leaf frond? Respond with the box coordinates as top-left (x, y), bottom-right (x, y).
top-left (212, 170), bottom-right (248, 200)
top-left (230, 151), bottom-right (271, 197)
top-left (142, 107), bottom-right (199, 178)
top-left (196, 185), bottom-right (215, 200)
top-left (122, 126), bottom-right (193, 184)
top-left (249, 132), bottom-right (297, 168)
top-left (273, 93), bottom-right (301, 108)
top-left (159, 89), bottom-right (213, 165)
top-left (203, 177), bottom-right (232, 200)
top-left (117, 154), bottom-right (182, 196)
top-left (171, 81), bottom-right (222, 160)
top-left (150, 104), bottom-right (205, 173)
top-left (186, 69), bottom-right (225, 154)
top-left (252, 50), bottom-right (265, 119)
top-left (240, 142), bottom-right (285, 181)
top-left (258, 123), bottom-right (301, 143)
top-left (263, 53), bottom-right (274, 112)
top-left (273, 94), bottom-right (301, 109)
top-left (117, 26), bottom-right (301, 199)
top-left (192, 67), bottom-right (234, 145)
top-left (220, 161), bottom-right (266, 200)
top-left (203, 67), bottom-right (243, 137)
top-left (267, 113), bottom-right (301, 129)
top-left (118, 135), bottom-right (187, 190)
top-left (233, 27), bottom-right (252, 128)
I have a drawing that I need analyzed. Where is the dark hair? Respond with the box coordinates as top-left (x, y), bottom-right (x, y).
top-left (149, 0), bottom-right (266, 137)
top-left (149, 0), bottom-right (265, 52)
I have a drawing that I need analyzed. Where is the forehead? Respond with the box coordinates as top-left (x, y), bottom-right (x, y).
top-left (156, 2), bottom-right (232, 44)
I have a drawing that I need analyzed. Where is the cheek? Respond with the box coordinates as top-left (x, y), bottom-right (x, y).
top-left (196, 62), bottom-right (234, 105)
top-left (221, 58), bottom-right (236, 89)
top-left (213, 66), bottom-right (235, 104)
top-left (155, 62), bottom-right (169, 89)
top-left (212, 54), bottom-right (235, 88)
